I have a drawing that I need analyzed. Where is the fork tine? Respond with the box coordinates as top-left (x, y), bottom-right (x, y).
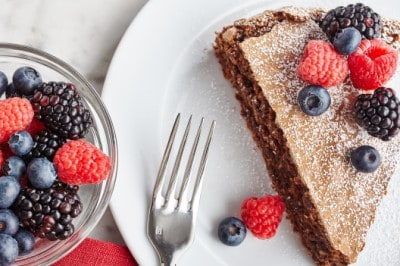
top-left (147, 115), bottom-right (216, 266)
top-left (165, 115), bottom-right (192, 205)
top-left (152, 113), bottom-right (181, 202)
top-left (177, 118), bottom-right (203, 210)
top-left (190, 120), bottom-right (215, 211)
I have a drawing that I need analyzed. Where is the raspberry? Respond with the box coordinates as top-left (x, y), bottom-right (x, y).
top-left (240, 195), bottom-right (285, 239)
top-left (297, 40), bottom-right (348, 88)
top-left (53, 139), bottom-right (111, 185)
top-left (24, 118), bottom-right (46, 136)
top-left (0, 144), bottom-right (13, 163)
top-left (19, 174), bottom-right (28, 188)
top-left (348, 39), bottom-right (398, 90)
top-left (0, 144), bottom-right (12, 168)
top-left (0, 98), bottom-right (34, 143)
top-left (0, 149), bottom-right (5, 168)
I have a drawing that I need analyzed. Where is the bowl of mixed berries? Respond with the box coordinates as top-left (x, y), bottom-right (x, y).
top-left (0, 43), bottom-right (117, 265)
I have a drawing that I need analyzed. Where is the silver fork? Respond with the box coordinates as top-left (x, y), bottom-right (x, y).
top-left (147, 114), bottom-right (216, 266)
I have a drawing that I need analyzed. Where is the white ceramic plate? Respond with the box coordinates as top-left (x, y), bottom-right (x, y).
top-left (102, 0), bottom-right (400, 265)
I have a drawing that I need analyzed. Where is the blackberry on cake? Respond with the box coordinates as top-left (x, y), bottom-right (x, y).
top-left (30, 81), bottom-right (92, 140)
top-left (354, 87), bottom-right (400, 141)
top-left (320, 3), bottom-right (382, 42)
top-left (12, 181), bottom-right (82, 241)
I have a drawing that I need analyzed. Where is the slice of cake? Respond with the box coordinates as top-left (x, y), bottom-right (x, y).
top-left (214, 4), bottom-right (400, 265)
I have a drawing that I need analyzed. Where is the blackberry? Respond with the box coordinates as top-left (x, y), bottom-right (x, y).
top-left (12, 181), bottom-right (83, 241)
top-left (320, 3), bottom-right (382, 42)
top-left (24, 130), bottom-right (66, 161)
top-left (354, 87), bottom-right (400, 141)
top-left (30, 82), bottom-right (92, 140)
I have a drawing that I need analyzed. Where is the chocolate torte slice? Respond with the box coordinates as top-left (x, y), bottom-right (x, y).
top-left (214, 6), bottom-right (400, 265)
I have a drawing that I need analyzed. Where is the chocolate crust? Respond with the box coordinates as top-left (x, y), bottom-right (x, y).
top-left (213, 9), bottom-right (349, 265)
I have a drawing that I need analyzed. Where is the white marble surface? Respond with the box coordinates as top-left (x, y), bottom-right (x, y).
top-left (0, 0), bottom-right (148, 246)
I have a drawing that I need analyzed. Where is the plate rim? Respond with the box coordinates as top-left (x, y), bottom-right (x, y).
top-left (102, 0), bottom-right (400, 265)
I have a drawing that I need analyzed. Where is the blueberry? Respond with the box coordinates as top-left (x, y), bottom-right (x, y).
top-left (298, 85), bottom-right (331, 116)
top-left (8, 130), bottom-right (33, 156)
top-left (333, 27), bottom-right (362, 55)
top-left (27, 158), bottom-right (57, 189)
top-left (12, 66), bottom-right (42, 95)
top-left (217, 217), bottom-right (246, 246)
top-left (14, 229), bottom-right (35, 256)
top-left (0, 176), bottom-right (20, 209)
top-left (0, 233), bottom-right (18, 265)
top-left (2, 156), bottom-right (26, 180)
top-left (5, 83), bottom-right (21, 98)
top-left (351, 145), bottom-right (381, 173)
top-left (0, 209), bottom-right (19, 235)
top-left (0, 71), bottom-right (8, 97)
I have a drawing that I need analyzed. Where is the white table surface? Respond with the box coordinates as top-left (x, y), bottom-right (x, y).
top-left (0, 0), bottom-right (148, 246)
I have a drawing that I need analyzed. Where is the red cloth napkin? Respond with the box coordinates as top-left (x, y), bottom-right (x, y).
top-left (53, 238), bottom-right (138, 266)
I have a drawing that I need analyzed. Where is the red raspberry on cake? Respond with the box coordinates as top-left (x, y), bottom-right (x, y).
top-left (0, 97), bottom-right (34, 143)
top-left (348, 39), bottom-right (398, 90)
top-left (241, 195), bottom-right (285, 239)
top-left (297, 40), bottom-right (349, 88)
top-left (53, 139), bottom-right (111, 185)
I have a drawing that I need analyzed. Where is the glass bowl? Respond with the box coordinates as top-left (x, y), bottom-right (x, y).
top-left (0, 43), bottom-right (118, 265)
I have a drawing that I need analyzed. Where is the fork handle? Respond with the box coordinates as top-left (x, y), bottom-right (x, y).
top-left (160, 256), bottom-right (176, 266)
top-left (157, 249), bottom-right (178, 266)
top-left (161, 262), bottom-right (175, 266)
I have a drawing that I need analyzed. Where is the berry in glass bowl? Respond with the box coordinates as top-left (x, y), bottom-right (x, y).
top-left (0, 43), bottom-right (117, 265)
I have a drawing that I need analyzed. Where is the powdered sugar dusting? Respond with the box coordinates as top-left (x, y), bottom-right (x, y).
top-left (239, 7), bottom-right (400, 262)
